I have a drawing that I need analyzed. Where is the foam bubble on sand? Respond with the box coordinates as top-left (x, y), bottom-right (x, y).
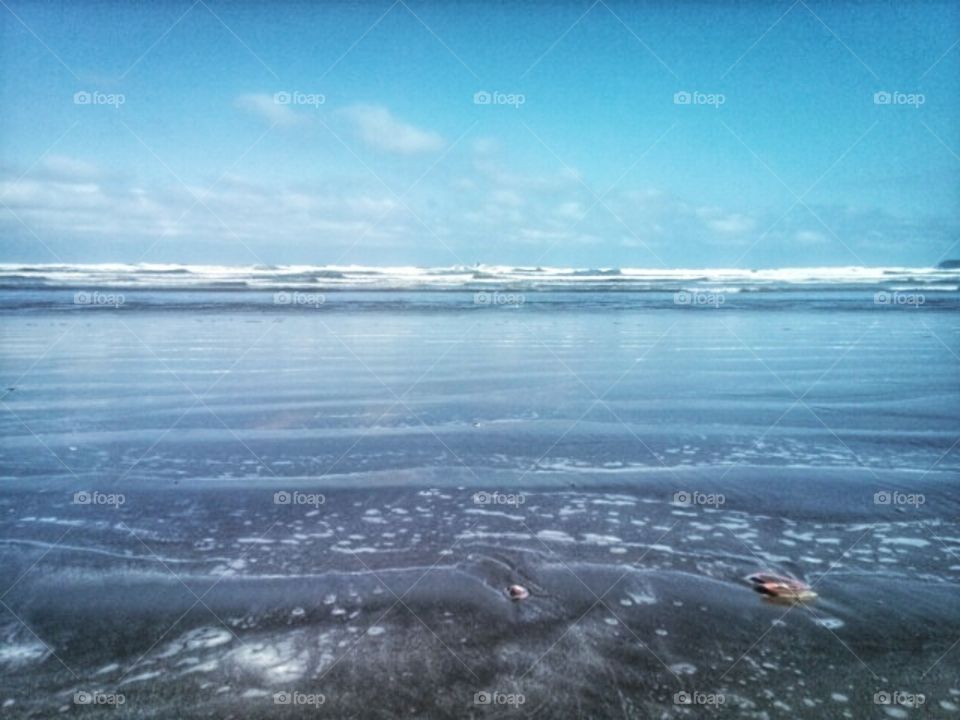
top-left (669, 663), bottom-right (697, 675)
top-left (717, 521), bottom-right (748, 531)
top-left (21, 516), bottom-right (85, 527)
top-left (458, 530), bottom-right (531, 541)
top-left (880, 537), bottom-right (930, 548)
top-left (627, 591), bottom-right (657, 605)
top-left (228, 640), bottom-right (308, 684)
top-left (178, 660), bottom-right (219, 676)
top-left (120, 671), bottom-right (162, 685)
top-left (940, 700), bottom-right (959, 711)
top-left (830, 693), bottom-right (849, 702)
top-left (186, 627), bottom-right (233, 651)
top-left (331, 546), bottom-right (382, 554)
top-left (536, 530), bottom-right (575, 543)
top-left (814, 617), bottom-right (845, 630)
top-left (582, 533), bottom-right (622, 545)
top-left (464, 509), bottom-right (524, 522)
top-left (156, 627), bottom-right (233, 660)
top-left (0, 640), bottom-right (49, 668)
top-left (591, 497), bottom-right (636, 506)
top-left (367, 626), bottom-right (386, 636)
top-left (883, 708), bottom-right (908, 719)
top-left (212, 558), bottom-right (248, 576)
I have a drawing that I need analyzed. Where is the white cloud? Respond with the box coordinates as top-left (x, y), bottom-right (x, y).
top-left (555, 201), bottom-right (585, 221)
top-left (697, 207), bottom-right (756, 235)
top-left (3, 152), bottom-right (951, 267)
top-left (40, 155), bottom-right (100, 180)
top-left (795, 229), bottom-right (827, 245)
top-left (235, 93), bottom-right (304, 127)
top-left (490, 189), bottom-right (524, 207)
top-left (341, 104), bottom-right (445, 155)
top-left (0, 159), bottom-right (412, 253)
top-left (709, 214), bottom-right (755, 234)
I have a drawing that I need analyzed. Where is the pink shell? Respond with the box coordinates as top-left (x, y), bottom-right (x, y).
top-left (507, 584), bottom-right (530, 600)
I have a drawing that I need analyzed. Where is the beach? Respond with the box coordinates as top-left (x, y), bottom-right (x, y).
top-left (1, 267), bottom-right (959, 718)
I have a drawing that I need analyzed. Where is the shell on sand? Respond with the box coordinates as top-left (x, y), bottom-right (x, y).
top-left (507, 584), bottom-right (530, 600)
top-left (746, 572), bottom-right (817, 602)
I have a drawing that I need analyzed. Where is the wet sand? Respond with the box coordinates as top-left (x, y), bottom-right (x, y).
top-left (1, 299), bottom-right (959, 718)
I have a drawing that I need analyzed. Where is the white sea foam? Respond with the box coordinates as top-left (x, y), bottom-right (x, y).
top-left (880, 537), bottom-right (930, 548)
top-left (537, 530), bottom-right (576, 543)
top-left (228, 639), bottom-right (308, 684)
top-left (0, 641), bottom-right (49, 668)
top-left (2, 263), bottom-right (955, 292)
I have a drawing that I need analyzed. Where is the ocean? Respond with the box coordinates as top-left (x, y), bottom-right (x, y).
top-left (1, 264), bottom-right (958, 718)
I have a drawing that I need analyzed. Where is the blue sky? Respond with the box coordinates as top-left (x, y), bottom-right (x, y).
top-left (1, 0), bottom-right (958, 267)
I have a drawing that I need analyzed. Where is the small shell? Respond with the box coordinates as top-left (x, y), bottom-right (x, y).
top-left (507, 584), bottom-right (530, 600)
top-left (747, 572), bottom-right (816, 602)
